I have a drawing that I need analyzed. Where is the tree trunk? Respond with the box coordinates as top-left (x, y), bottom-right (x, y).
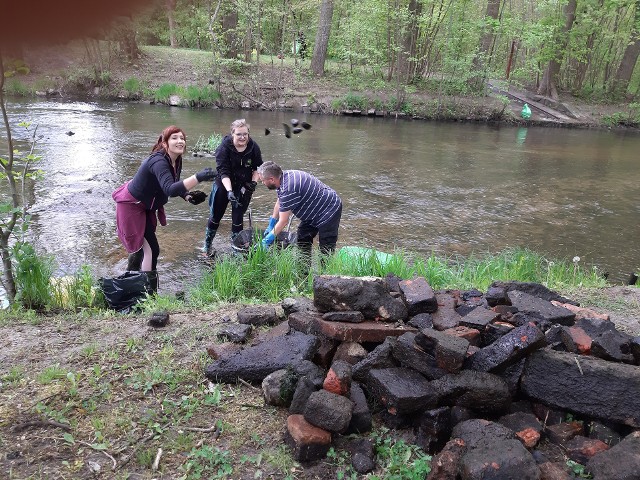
top-left (537, 0), bottom-right (577, 99)
top-left (469, 0), bottom-right (501, 91)
top-left (311, 0), bottom-right (334, 76)
top-left (610, 1), bottom-right (640, 98)
top-left (113, 17), bottom-right (141, 61)
top-left (166, 0), bottom-right (178, 48)
top-left (223, 10), bottom-right (239, 59)
top-left (397, 0), bottom-right (421, 84)
top-left (0, 53), bottom-right (18, 304)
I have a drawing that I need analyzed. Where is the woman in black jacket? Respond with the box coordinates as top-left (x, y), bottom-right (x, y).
top-left (113, 125), bottom-right (215, 290)
top-left (202, 119), bottom-right (263, 256)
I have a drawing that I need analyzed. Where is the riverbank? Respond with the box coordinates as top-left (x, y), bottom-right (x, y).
top-left (1, 283), bottom-right (639, 479)
top-left (9, 42), bottom-right (637, 130)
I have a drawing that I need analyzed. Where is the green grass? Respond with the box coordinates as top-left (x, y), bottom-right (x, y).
top-left (193, 132), bottom-right (223, 154)
top-left (154, 82), bottom-right (179, 101)
top-left (187, 246), bottom-right (608, 306)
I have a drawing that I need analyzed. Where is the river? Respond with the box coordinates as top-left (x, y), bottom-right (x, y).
top-left (2, 99), bottom-right (639, 293)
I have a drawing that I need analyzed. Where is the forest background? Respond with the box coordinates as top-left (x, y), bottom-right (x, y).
top-left (4, 0), bottom-right (640, 126)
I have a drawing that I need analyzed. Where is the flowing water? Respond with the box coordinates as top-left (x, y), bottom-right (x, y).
top-left (3, 98), bottom-right (640, 292)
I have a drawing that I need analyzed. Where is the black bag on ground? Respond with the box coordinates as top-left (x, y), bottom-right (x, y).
top-left (99, 271), bottom-right (151, 312)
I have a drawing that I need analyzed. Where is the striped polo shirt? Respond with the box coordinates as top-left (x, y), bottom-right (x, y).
top-left (277, 170), bottom-right (342, 227)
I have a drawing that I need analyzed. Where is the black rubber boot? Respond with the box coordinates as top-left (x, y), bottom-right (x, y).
top-left (203, 228), bottom-right (217, 256)
top-left (127, 249), bottom-right (144, 271)
top-left (144, 270), bottom-right (159, 294)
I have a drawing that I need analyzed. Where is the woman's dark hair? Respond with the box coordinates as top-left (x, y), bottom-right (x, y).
top-left (152, 125), bottom-right (186, 153)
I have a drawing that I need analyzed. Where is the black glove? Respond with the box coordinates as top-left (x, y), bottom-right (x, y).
top-left (195, 167), bottom-right (216, 182)
top-left (186, 190), bottom-right (207, 205)
top-left (227, 190), bottom-right (241, 208)
top-left (245, 181), bottom-right (257, 192)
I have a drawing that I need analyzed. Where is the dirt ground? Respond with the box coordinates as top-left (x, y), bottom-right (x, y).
top-left (14, 42), bottom-right (632, 128)
top-left (1, 286), bottom-right (639, 479)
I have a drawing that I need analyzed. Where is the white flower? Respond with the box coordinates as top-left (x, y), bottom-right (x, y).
top-left (573, 256), bottom-right (581, 263)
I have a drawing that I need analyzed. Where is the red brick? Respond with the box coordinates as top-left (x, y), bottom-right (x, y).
top-left (516, 427), bottom-right (541, 448)
top-left (567, 326), bottom-right (592, 354)
top-left (538, 462), bottom-right (573, 480)
top-left (285, 414), bottom-right (332, 462)
top-left (289, 312), bottom-right (416, 343)
top-left (551, 301), bottom-right (610, 322)
top-left (546, 421), bottom-right (584, 445)
top-left (565, 436), bottom-right (609, 465)
top-left (443, 325), bottom-right (481, 346)
top-left (323, 366), bottom-right (350, 396)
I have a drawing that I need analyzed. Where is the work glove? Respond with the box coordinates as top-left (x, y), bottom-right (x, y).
top-left (186, 190), bottom-right (207, 205)
top-left (244, 180), bottom-right (258, 192)
top-left (227, 190), bottom-right (242, 208)
top-left (261, 232), bottom-right (276, 248)
top-left (195, 167), bottom-right (216, 182)
top-left (263, 217), bottom-right (277, 237)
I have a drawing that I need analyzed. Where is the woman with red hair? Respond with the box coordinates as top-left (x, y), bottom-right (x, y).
top-left (112, 125), bottom-right (216, 291)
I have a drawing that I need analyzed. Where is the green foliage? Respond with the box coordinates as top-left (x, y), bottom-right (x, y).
top-left (566, 460), bottom-right (593, 479)
top-left (4, 78), bottom-right (31, 96)
top-left (370, 427), bottom-right (431, 479)
top-left (193, 133), bottom-right (223, 154)
top-left (2, 58), bottom-right (30, 77)
top-left (183, 84), bottom-right (221, 107)
top-left (154, 83), bottom-right (179, 102)
top-left (190, 246), bottom-right (606, 306)
top-left (50, 265), bottom-right (104, 311)
top-left (123, 77), bottom-right (141, 94)
top-left (190, 243), bottom-right (309, 305)
top-left (179, 445), bottom-right (233, 479)
top-left (13, 242), bottom-right (54, 311)
top-left (601, 103), bottom-right (640, 127)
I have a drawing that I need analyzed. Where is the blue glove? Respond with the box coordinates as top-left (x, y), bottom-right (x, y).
top-left (263, 217), bottom-right (277, 237)
top-left (262, 232), bottom-right (276, 248)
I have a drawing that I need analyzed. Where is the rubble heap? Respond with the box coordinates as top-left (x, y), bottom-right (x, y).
top-left (205, 275), bottom-right (640, 479)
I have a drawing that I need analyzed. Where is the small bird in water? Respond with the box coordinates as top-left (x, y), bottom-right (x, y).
top-left (282, 123), bottom-right (291, 138)
top-left (265, 128), bottom-right (271, 136)
top-left (290, 118), bottom-right (299, 126)
top-left (301, 121), bottom-right (311, 130)
top-left (293, 127), bottom-right (303, 134)
top-left (66, 131), bottom-right (75, 136)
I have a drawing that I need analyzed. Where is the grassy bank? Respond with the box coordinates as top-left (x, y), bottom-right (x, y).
top-left (2, 246), bottom-right (639, 479)
top-left (8, 44), bottom-right (633, 127)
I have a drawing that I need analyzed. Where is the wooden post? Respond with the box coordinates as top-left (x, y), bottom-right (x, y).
top-left (505, 40), bottom-right (516, 79)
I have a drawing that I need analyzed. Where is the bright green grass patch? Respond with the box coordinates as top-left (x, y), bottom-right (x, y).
top-left (193, 132), bottom-right (223, 154)
top-left (154, 82), bottom-right (179, 101)
top-left (190, 246), bottom-right (607, 305)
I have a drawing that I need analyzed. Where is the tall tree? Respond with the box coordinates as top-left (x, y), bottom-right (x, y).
top-left (397, 0), bottom-right (422, 83)
top-left (610, 0), bottom-right (640, 97)
top-left (223, 8), bottom-right (240, 58)
top-left (469, 0), bottom-right (501, 91)
top-left (538, 0), bottom-right (578, 99)
top-left (311, 0), bottom-right (334, 75)
top-left (166, 0), bottom-right (178, 48)
top-left (113, 16), bottom-right (141, 61)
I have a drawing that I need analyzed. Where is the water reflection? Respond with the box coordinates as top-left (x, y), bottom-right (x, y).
top-left (2, 98), bottom-right (640, 291)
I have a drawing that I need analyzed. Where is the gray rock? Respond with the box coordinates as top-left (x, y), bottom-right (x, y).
top-left (465, 323), bottom-right (547, 372)
top-left (303, 389), bottom-right (353, 433)
top-left (522, 349), bottom-right (640, 427)
top-left (313, 275), bottom-right (408, 321)
top-left (346, 382), bottom-right (372, 434)
top-left (586, 431), bottom-right (640, 480)
top-left (237, 305), bottom-right (278, 326)
top-left (289, 376), bottom-right (317, 414)
top-left (430, 370), bottom-right (511, 415)
top-left (399, 277), bottom-right (438, 315)
top-left (205, 331), bottom-right (319, 383)
top-left (352, 337), bottom-right (397, 383)
top-left (216, 322), bottom-right (252, 343)
top-left (507, 290), bottom-right (576, 326)
top-left (367, 367), bottom-right (436, 414)
top-left (322, 311), bottom-right (365, 323)
top-left (392, 332), bottom-right (447, 380)
top-left (262, 369), bottom-right (297, 407)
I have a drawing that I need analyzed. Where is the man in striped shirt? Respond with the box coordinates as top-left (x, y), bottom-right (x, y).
top-left (257, 161), bottom-right (342, 256)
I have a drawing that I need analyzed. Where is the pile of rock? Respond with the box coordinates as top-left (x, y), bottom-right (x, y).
top-left (205, 275), bottom-right (640, 479)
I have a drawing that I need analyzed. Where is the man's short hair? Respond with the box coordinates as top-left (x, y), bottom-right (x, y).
top-left (258, 161), bottom-right (282, 179)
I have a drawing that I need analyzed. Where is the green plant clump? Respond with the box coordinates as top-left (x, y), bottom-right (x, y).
top-left (155, 83), bottom-right (180, 102)
top-left (193, 133), bottom-right (223, 154)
